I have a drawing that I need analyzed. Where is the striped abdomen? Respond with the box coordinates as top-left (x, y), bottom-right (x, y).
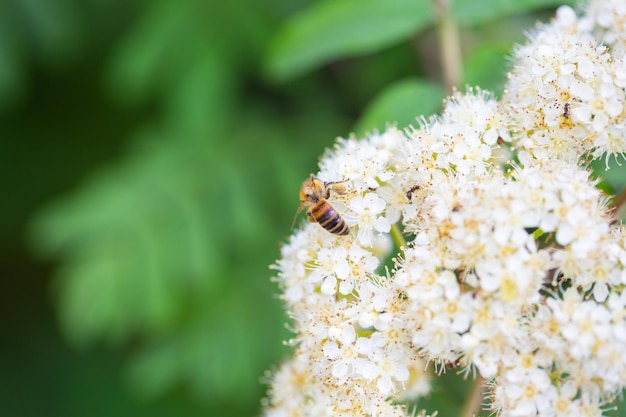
top-left (308, 199), bottom-right (349, 235)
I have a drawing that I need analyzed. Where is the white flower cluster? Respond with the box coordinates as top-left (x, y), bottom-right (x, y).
top-left (504, 2), bottom-right (626, 165)
top-left (263, 1), bottom-right (626, 417)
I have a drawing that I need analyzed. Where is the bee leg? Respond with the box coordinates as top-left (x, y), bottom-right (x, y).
top-left (325, 179), bottom-right (349, 196)
top-left (306, 211), bottom-right (316, 223)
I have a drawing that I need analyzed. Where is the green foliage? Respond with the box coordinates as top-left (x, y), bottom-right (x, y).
top-left (591, 157), bottom-right (626, 192)
top-left (590, 158), bottom-right (626, 222)
top-left (265, 0), bottom-right (434, 81)
top-left (451, 0), bottom-right (577, 25)
top-left (0, 0), bottom-right (87, 109)
top-left (462, 44), bottom-right (510, 96)
top-left (1, 0), bottom-right (609, 416)
top-left (32, 137), bottom-right (219, 345)
top-left (413, 370), bottom-right (473, 417)
top-left (355, 78), bottom-right (445, 135)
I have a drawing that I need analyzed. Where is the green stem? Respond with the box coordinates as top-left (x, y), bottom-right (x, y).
top-left (435, 0), bottom-right (462, 92)
top-left (461, 375), bottom-right (484, 417)
top-left (390, 223), bottom-right (407, 254)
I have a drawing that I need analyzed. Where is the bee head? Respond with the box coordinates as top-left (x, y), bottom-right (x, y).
top-left (299, 175), bottom-right (325, 203)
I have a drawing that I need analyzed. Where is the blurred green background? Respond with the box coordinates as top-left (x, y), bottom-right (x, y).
top-left (6, 0), bottom-right (618, 416)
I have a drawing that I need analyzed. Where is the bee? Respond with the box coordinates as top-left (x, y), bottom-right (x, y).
top-left (563, 102), bottom-right (570, 119)
top-left (292, 175), bottom-right (350, 235)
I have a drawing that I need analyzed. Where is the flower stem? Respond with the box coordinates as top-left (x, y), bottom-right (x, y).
top-left (390, 223), bottom-right (407, 253)
top-left (461, 376), bottom-right (484, 417)
top-left (434, 0), bottom-right (462, 92)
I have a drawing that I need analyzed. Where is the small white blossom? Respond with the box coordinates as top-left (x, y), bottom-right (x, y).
top-left (346, 193), bottom-right (391, 247)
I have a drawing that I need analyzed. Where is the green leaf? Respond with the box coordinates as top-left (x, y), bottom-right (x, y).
top-left (105, 0), bottom-right (256, 109)
top-left (27, 102), bottom-right (330, 410)
top-left (452, 0), bottom-right (576, 26)
top-left (105, 1), bottom-right (198, 104)
top-left (124, 340), bottom-right (181, 400)
top-left (590, 157), bottom-right (626, 222)
top-left (462, 44), bottom-right (511, 96)
top-left (265, 0), bottom-right (434, 81)
top-left (591, 157), bottom-right (626, 193)
top-left (408, 369), bottom-right (473, 417)
top-left (0, 23), bottom-right (24, 110)
top-left (605, 388), bottom-right (626, 417)
top-left (30, 134), bottom-right (223, 347)
top-left (19, 0), bottom-right (85, 66)
top-left (355, 78), bottom-right (445, 135)
top-left (124, 283), bottom-right (289, 405)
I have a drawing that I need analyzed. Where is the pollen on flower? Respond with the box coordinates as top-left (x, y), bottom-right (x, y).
top-left (500, 276), bottom-right (519, 303)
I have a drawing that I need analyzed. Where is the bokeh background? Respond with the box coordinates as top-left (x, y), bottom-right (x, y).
top-left (7, 0), bottom-right (626, 417)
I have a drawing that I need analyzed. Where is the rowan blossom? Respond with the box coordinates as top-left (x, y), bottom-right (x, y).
top-left (503, 4), bottom-right (626, 165)
top-left (264, 1), bottom-right (626, 416)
